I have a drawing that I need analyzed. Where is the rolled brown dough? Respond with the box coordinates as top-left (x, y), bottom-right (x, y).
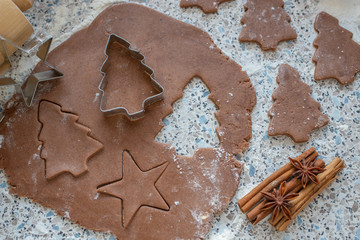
top-left (0, 3), bottom-right (256, 239)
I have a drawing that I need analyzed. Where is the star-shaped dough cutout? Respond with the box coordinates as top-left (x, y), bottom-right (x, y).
top-left (97, 151), bottom-right (169, 228)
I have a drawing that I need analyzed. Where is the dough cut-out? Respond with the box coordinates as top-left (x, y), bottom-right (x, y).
top-left (239, 0), bottom-right (297, 51)
top-left (313, 11), bottom-right (360, 85)
top-left (0, 3), bottom-right (252, 239)
top-left (97, 150), bottom-right (169, 228)
top-left (268, 64), bottom-right (329, 142)
top-left (38, 100), bottom-right (103, 179)
top-left (180, 0), bottom-right (233, 13)
top-left (155, 77), bottom-right (220, 157)
top-left (101, 41), bottom-right (160, 114)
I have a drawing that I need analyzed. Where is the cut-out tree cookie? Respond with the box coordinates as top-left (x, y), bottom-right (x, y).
top-left (98, 150), bottom-right (169, 228)
top-left (180, 0), bottom-right (233, 13)
top-left (313, 11), bottom-right (360, 85)
top-left (38, 100), bottom-right (103, 179)
top-left (0, 3), bottom-right (253, 239)
top-left (268, 64), bottom-right (329, 142)
top-left (239, 0), bottom-right (297, 51)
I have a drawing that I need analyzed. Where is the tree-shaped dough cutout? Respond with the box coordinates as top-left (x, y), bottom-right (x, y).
top-left (313, 11), bottom-right (360, 84)
top-left (239, 0), bottom-right (297, 51)
top-left (155, 78), bottom-right (220, 156)
top-left (268, 64), bottom-right (329, 143)
top-left (38, 101), bottom-right (103, 179)
top-left (180, 0), bottom-right (233, 14)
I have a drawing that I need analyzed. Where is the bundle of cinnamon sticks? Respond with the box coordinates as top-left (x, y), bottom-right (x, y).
top-left (238, 147), bottom-right (345, 231)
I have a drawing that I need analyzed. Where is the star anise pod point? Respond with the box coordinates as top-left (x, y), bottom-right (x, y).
top-left (260, 181), bottom-right (299, 221)
top-left (289, 157), bottom-right (325, 188)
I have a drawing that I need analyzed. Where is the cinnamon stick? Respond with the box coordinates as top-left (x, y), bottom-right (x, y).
top-left (238, 147), bottom-right (316, 213)
top-left (247, 158), bottom-right (325, 224)
top-left (275, 177), bottom-right (337, 231)
top-left (269, 157), bottom-right (345, 231)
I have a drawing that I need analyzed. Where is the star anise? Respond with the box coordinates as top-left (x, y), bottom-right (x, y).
top-left (289, 157), bottom-right (325, 188)
top-left (261, 181), bottom-right (299, 221)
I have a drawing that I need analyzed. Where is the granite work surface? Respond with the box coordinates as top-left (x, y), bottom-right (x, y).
top-left (0, 0), bottom-right (359, 239)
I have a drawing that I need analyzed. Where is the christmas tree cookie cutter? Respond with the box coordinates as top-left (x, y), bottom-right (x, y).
top-left (0, 31), bottom-right (64, 122)
top-left (98, 34), bottom-right (164, 121)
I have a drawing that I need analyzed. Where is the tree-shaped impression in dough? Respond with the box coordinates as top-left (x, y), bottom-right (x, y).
top-left (38, 101), bottom-right (103, 179)
top-left (101, 41), bottom-right (161, 114)
top-left (313, 11), bottom-right (360, 84)
top-left (239, 0), bottom-right (297, 51)
top-left (268, 64), bottom-right (329, 143)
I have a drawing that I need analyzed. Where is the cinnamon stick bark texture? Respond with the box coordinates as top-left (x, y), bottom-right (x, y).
top-left (238, 147), bottom-right (316, 213)
top-left (269, 157), bottom-right (345, 231)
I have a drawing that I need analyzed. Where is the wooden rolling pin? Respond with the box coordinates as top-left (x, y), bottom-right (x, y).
top-left (0, 0), bottom-right (34, 74)
top-left (12, 0), bottom-right (34, 12)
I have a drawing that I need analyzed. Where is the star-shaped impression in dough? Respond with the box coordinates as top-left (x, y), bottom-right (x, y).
top-left (97, 151), bottom-right (169, 228)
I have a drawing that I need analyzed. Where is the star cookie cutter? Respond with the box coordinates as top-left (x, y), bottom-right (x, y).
top-left (0, 31), bottom-right (64, 122)
top-left (98, 34), bottom-right (164, 121)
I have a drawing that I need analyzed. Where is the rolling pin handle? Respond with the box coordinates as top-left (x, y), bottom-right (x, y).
top-left (12, 0), bottom-right (35, 12)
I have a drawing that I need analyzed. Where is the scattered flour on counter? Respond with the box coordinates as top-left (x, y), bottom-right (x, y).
top-left (94, 193), bottom-right (100, 200)
top-left (93, 93), bottom-right (100, 103)
top-left (64, 211), bottom-right (70, 219)
top-left (28, 153), bottom-right (39, 165)
top-left (0, 135), bottom-right (3, 148)
top-left (190, 209), bottom-right (204, 225)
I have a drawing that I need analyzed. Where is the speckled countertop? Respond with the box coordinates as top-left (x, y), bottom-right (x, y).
top-left (0, 0), bottom-right (359, 239)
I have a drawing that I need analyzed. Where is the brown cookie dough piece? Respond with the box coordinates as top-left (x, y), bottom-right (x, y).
top-left (268, 64), bottom-right (329, 142)
top-left (0, 3), bottom-right (255, 239)
top-left (313, 11), bottom-right (360, 85)
top-left (38, 100), bottom-right (103, 179)
top-left (180, 0), bottom-right (233, 13)
top-left (239, 0), bottom-right (297, 51)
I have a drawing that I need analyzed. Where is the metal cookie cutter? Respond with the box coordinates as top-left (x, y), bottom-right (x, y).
top-left (0, 32), bottom-right (64, 122)
top-left (98, 34), bottom-right (164, 121)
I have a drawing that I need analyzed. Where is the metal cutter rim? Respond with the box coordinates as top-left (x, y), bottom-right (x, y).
top-left (98, 33), bottom-right (164, 121)
top-left (0, 33), bottom-right (64, 123)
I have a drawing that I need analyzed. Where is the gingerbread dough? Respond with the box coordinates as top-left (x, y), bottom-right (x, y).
top-left (239, 0), bottom-right (297, 51)
top-left (38, 100), bottom-right (103, 179)
top-left (97, 150), bottom-right (170, 228)
top-left (268, 64), bottom-right (329, 142)
top-left (313, 11), bottom-right (360, 85)
top-left (180, 0), bottom-right (233, 13)
top-left (0, 3), bottom-right (255, 239)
